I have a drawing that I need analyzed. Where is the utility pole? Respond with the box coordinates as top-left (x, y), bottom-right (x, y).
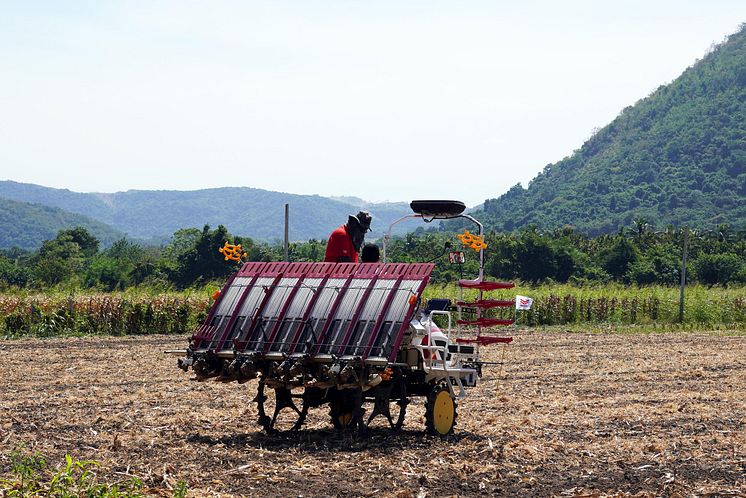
top-left (284, 203), bottom-right (290, 262)
top-left (679, 226), bottom-right (689, 323)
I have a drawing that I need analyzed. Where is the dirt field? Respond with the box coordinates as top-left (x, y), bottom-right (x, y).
top-left (1, 331), bottom-right (744, 497)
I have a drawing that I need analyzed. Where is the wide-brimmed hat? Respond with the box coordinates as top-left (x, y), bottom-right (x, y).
top-left (349, 210), bottom-right (372, 232)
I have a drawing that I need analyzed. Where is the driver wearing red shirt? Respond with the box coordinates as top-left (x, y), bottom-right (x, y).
top-left (324, 211), bottom-right (372, 263)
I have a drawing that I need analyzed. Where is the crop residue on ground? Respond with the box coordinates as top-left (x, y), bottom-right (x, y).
top-left (0, 332), bottom-right (744, 496)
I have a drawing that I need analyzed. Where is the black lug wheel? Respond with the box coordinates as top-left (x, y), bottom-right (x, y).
top-left (329, 388), bottom-right (365, 433)
top-left (255, 380), bottom-right (314, 434)
top-left (366, 378), bottom-right (409, 431)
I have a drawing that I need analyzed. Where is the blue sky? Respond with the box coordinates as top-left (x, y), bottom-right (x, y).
top-left (1, 1), bottom-right (744, 206)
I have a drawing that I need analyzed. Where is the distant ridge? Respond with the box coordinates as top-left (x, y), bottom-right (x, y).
top-left (467, 25), bottom-right (746, 234)
top-left (0, 181), bottom-right (419, 244)
top-left (0, 196), bottom-right (124, 249)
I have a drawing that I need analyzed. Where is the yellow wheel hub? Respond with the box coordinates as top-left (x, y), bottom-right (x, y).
top-left (432, 390), bottom-right (455, 435)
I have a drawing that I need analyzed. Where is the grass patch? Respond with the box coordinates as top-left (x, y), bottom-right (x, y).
top-left (0, 449), bottom-right (150, 497)
top-left (513, 323), bottom-right (746, 335)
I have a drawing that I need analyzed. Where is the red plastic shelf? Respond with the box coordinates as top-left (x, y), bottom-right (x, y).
top-left (457, 317), bottom-right (514, 327)
top-left (457, 299), bottom-right (515, 309)
top-left (456, 336), bottom-right (514, 345)
top-left (458, 279), bottom-right (515, 290)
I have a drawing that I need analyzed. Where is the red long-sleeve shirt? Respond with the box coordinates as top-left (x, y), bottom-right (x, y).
top-left (324, 225), bottom-right (358, 263)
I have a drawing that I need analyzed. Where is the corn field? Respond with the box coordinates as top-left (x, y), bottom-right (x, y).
top-left (0, 292), bottom-right (212, 338)
top-left (424, 283), bottom-right (746, 328)
top-left (1, 284), bottom-right (744, 338)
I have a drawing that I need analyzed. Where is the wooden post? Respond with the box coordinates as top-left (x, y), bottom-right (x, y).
top-left (284, 203), bottom-right (289, 262)
top-left (679, 226), bottom-right (688, 323)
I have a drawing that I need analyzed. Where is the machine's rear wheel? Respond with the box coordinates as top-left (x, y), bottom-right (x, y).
top-left (330, 388), bottom-right (365, 433)
top-left (425, 384), bottom-right (457, 436)
top-left (256, 382), bottom-right (322, 434)
top-left (366, 378), bottom-right (408, 431)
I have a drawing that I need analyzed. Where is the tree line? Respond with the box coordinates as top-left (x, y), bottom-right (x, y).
top-left (387, 222), bottom-right (745, 286)
top-left (0, 221), bottom-right (744, 291)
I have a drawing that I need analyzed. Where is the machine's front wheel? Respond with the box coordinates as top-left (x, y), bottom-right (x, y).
top-left (425, 384), bottom-right (457, 436)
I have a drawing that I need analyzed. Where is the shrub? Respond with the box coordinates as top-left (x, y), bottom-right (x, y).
top-left (695, 253), bottom-right (744, 285)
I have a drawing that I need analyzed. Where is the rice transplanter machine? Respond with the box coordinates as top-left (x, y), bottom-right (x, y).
top-left (170, 200), bottom-right (514, 435)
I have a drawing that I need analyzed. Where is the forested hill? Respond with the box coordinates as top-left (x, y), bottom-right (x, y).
top-left (0, 197), bottom-right (124, 249)
top-left (471, 26), bottom-right (746, 235)
top-left (0, 181), bottom-right (414, 244)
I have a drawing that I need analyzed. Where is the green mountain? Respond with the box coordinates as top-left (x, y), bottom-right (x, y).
top-left (0, 197), bottom-right (125, 249)
top-left (0, 181), bottom-right (416, 243)
top-left (471, 26), bottom-right (746, 235)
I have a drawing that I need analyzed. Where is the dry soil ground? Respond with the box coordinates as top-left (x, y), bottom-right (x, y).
top-left (1, 331), bottom-right (745, 497)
